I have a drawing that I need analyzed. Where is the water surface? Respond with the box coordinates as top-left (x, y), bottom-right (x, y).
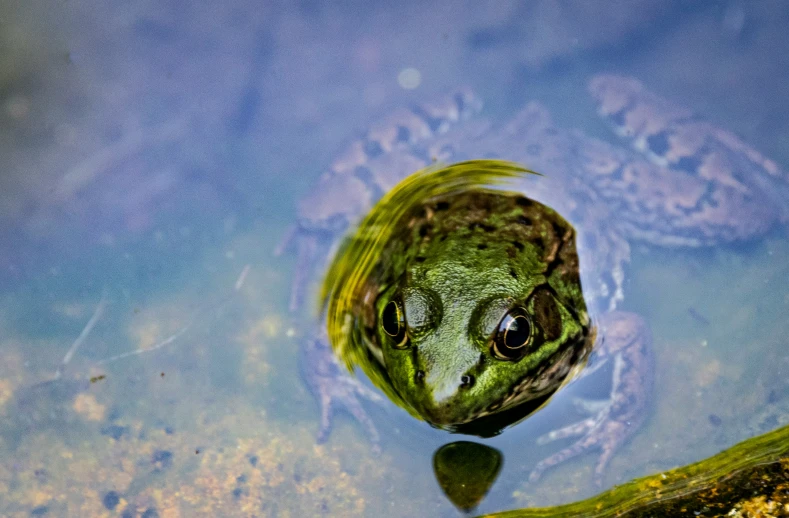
top-left (1, 1), bottom-right (788, 516)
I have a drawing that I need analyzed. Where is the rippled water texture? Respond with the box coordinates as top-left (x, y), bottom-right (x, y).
top-left (1, 1), bottom-right (788, 516)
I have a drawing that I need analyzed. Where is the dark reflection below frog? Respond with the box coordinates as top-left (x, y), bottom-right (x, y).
top-left (321, 160), bottom-right (651, 483)
top-left (433, 441), bottom-right (503, 513)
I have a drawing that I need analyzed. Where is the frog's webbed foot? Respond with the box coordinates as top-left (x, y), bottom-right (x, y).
top-left (529, 397), bottom-right (624, 486)
top-left (302, 334), bottom-right (383, 454)
top-left (528, 312), bottom-right (652, 486)
top-left (314, 372), bottom-right (383, 455)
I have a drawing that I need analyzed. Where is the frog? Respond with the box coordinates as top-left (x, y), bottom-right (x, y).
top-left (319, 162), bottom-right (600, 439)
top-left (277, 75), bottom-right (788, 484)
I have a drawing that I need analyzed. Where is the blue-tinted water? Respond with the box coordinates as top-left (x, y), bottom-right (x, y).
top-left (1, 1), bottom-right (788, 516)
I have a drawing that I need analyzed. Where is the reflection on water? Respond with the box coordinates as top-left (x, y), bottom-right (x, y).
top-left (2, 1), bottom-right (789, 516)
top-left (434, 442), bottom-right (502, 513)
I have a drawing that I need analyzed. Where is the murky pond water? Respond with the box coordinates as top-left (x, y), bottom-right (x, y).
top-left (1, 1), bottom-right (788, 516)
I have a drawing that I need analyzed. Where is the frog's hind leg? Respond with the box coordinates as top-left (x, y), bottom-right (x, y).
top-left (588, 74), bottom-right (788, 245)
top-left (529, 311), bottom-right (652, 486)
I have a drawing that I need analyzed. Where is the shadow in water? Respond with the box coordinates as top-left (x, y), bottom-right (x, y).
top-left (433, 441), bottom-right (503, 513)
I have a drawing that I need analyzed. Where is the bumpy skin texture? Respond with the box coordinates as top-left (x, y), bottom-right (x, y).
top-left (362, 189), bottom-right (594, 428)
top-left (280, 75), bottom-right (787, 483)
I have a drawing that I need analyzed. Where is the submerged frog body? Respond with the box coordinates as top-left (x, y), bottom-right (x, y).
top-left (279, 76), bottom-right (787, 483)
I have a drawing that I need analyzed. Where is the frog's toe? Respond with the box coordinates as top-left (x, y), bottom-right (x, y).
top-left (571, 396), bottom-right (612, 416)
top-left (535, 417), bottom-right (595, 446)
top-left (314, 376), bottom-right (382, 455)
top-left (529, 438), bottom-right (592, 483)
top-left (529, 417), bottom-right (632, 486)
top-left (529, 432), bottom-right (603, 485)
top-left (530, 419), bottom-right (601, 483)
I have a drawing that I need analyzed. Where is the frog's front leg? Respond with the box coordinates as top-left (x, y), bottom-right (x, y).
top-left (301, 329), bottom-right (383, 454)
top-left (528, 311), bottom-right (653, 486)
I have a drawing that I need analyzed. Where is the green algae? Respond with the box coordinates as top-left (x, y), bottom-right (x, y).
top-left (482, 423), bottom-right (789, 517)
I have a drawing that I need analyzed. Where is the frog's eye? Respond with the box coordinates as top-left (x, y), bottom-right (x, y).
top-left (382, 300), bottom-right (409, 348)
top-left (492, 307), bottom-right (532, 361)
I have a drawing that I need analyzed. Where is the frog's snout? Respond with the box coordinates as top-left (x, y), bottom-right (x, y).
top-left (415, 372), bottom-right (478, 426)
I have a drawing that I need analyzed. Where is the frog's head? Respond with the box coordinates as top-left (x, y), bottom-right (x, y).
top-left (371, 191), bottom-right (593, 431)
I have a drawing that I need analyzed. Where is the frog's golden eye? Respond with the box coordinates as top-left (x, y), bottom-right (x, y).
top-left (492, 307), bottom-right (532, 361)
top-left (382, 300), bottom-right (409, 348)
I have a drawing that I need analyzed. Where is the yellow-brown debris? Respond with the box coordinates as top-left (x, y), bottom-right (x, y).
top-left (0, 379), bottom-right (13, 412)
top-left (238, 314), bottom-right (279, 386)
top-left (72, 393), bottom-right (106, 421)
top-left (695, 358), bottom-right (722, 388)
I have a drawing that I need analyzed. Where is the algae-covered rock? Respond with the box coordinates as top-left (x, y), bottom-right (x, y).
top-left (480, 423), bottom-right (789, 517)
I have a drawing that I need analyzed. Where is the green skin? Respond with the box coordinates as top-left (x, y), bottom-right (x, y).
top-left (364, 190), bottom-right (593, 427)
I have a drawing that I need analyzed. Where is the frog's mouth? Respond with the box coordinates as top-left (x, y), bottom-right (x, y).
top-left (447, 391), bottom-right (555, 437)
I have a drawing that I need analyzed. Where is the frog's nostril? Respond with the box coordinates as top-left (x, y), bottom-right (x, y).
top-left (460, 374), bottom-right (474, 389)
top-left (415, 370), bottom-right (426, 383)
